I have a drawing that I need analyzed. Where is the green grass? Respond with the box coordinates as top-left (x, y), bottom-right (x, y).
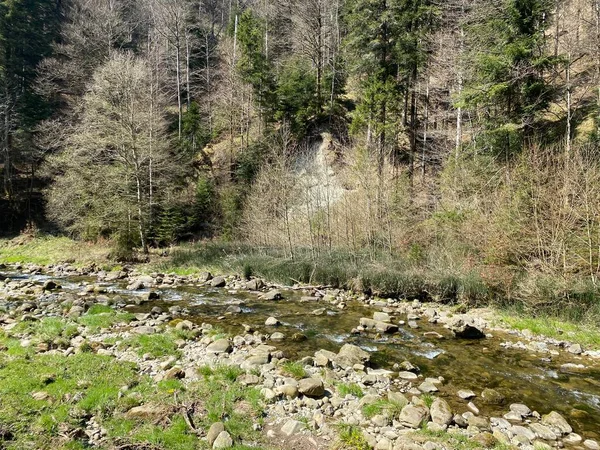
top-left (122, 333), bottom-right (181, 358)
top-left (416, 427), bottom-right (512, 450)
top-left (335, 424), bottom-right (370, 450)
top-left (336, 382), bottom-right (364, 398)
top-left (500, 313), bottom-right (600, 348)
top-left (12, 317), bottom-right (79, 345)
top-left (78, 308), bottom-right (135, 332)
top-left (361, 399), bottom-right (405, 420)
top-left (0, 235), bottom-right (111, 266)
top-left (421, 393), bottom-right (435, 408)
top-left (0, 337), bottom-right (141, 449)
top-left (0, 320), bottom-right (268, 449)
top-left (195, 366), bottom-right (265, 447)
top-left (280, 361), bottom-right (307, 379)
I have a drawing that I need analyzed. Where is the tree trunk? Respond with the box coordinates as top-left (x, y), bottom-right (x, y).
top-left (176, 39), bottom-right (183, 140)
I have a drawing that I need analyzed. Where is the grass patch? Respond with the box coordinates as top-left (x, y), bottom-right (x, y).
top-left (78, 308), bottom-right (135, 332)
top-left (421, 393), bottom-right (435, 408)
top-left (280, 361), bottom-right (307, 379)
top-left (334, 423), bottom-right (370, 450)
top-left (416, 427), bottom-right (512, 450)
top-left (500, 312), bottom-right (600, 348)
top-left (11, 317), bottom-right (79, 345)
top-left (122, 333), bottom-right (181, 358)
top-left (336, 382), bottom-right (364, 398)
top-left (361, 399), bottom-right (404, 420)
top-left (0, 340), bottom-right (141, 449)
top-left (159, 242), bottom-right (493, 303)
top-left (0, 235), bottom-right (110, 266)
top-left (195, 365), bottom-right (264, 446)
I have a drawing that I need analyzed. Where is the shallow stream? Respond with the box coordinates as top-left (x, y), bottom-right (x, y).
top-left (2, 269), bottom-right (600, 438)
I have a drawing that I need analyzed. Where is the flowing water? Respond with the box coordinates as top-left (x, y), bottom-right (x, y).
top-left (2, 269), bottom-right (600, 438)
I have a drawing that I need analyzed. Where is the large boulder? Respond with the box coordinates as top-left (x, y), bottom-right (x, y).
top-left (541, 411), bottom-right (572, 434)
top-left (359, 318), bottom-right (398, 333)
top-left (430, 398), bottom-right (453, 426)
top-left (246, 279), bottom-right (264, 291)
top-left (213, 430), bottom-right (233, 449)
top-left (336, 343), bottom-right (370, 368)
top-left (206, 339), bottom-right (232, 354)
top-left (298, 378), bottom-right (325, 398)
top-left (210, 276), bottom-right (226, 288)
top-left (448, 316), bottom-right (486, 339)
top-left (398, 404), bottom-right (429, 429)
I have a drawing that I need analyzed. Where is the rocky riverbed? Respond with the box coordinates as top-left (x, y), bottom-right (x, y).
top-left (0, 262), bottom-right (599, 450)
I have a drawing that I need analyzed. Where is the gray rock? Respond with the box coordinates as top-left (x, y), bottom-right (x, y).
top-left (398, 371), bottom-right (419, 380)
top-left (449, 317), bottom-right (485, 339)
top-left (206, 339), bottom-right (232, 354)
top-left (430, 398), bottom-right (452, 426)
top-left (238, 374), bottom-right (261, 386)
top-left (568, 343), bottom-right (583, 354)
top-left (509, 403), bottom-right (531, 417)
top-left (42, 280), bottom-right (59, 290)
top-left (511, 425), bottom-right (535, 443)
top-left (207, 422), bottom-right (225, 446)
top-left (225, 305), bottom-right (242, 314)
top-left (466, 414), bottom-right (489, 431)
top-left (360, 318), bottom-right (399, 333)
top-left (314, 349), bottom-right (337, 367)
top-left (373, 312), bottom-right (392, 322)
top-left (212, 430), bottom-right (233, 449)
top-left (336, 343), bottom-right (370, 368)
top-left (375, 437), bottom-right (393, 450)
top-left (584, 439), bottom-right (600, 450)
top-left (384, 392), bottom-right (406, 409)
top-left (210, 276), bottom-right (226, 288)
top-left (270, 332), bottom-right (285, 341)
top-left (198, 271), bottom-right (212, 282)
top-left (481, 388), bottom-right (504, 405)
top-left (529, 423), bottom-right (557, 440)
top-left (261, 289), bottom-right (282, 301)
top-left (564, 433), bottom-right (583, 445)
top-left (277, 384), bottom-right (298, 398)
top-left (281, 419), bottom-right (304, 436)
top-left (132, 326), bottom-right (156, 335)
top-left (418, 381), bottom-right (438, 393)
top-left (398, 404), bottom-right (429, 429)
top-left (298, 378), bottom-right (324, 398)
top-left (265, 317), bottom-right (280, 326)
top-left (541, 411), bottom-right (572, 434)
top-left (458, 389), bottom-right (476, 399)
top-left (472, 432), bottom-right (497, 448)
top-left (246, 279), bottom-right (264, 291)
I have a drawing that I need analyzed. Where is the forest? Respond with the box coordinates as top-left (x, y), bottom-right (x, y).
top-left (1, 0), bottom-right (600, 316)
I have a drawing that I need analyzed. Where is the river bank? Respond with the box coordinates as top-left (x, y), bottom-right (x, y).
top-left (1, 259), bottom-right (600, 450)
top-left (2, 236), bottom-right (600, 348)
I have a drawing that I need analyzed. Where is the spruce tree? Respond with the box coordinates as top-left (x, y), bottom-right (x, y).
top-left (461, 0), bottom-right (557, 156)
